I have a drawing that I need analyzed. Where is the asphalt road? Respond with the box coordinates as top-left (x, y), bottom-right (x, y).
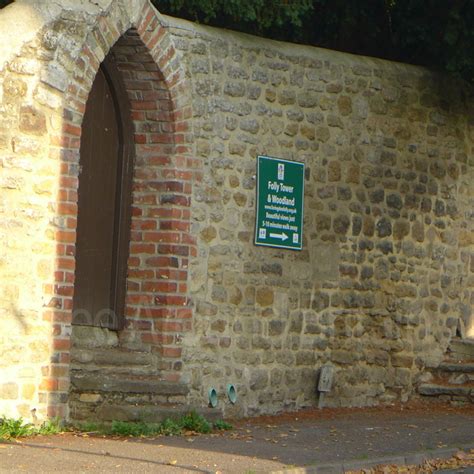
top-left (1, 401), bottom-right (474, 473)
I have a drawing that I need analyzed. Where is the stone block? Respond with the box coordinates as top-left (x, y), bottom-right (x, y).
top-left (268, 320), bottom-right (285, 336)
top-left (333, 215), bottom-right (350, 235)
top-left (393, 220), bottom-right (410, 240)
top-left (41, 62), bottom-right (68, 92)
top-left (196, 301), bottom-right (218, 316)
top-left (311, 243), bottom-right (340, 280)
top-left (363, 216), bottom-right (375, 236)
top-left (391, 354), bottom-right (414, 368)
top-left (3, 76), bottom-right (27, 100)
top-left (0, 383), bottom-right (19, 400)
top-left (295, 351), bottom-right (315, 366)
top-left (200, 226), bottom-right (217, 242)
top-left (376, 217), bottom-right (392, 237)
top-left (332, 350), bottom-right (357, 365)
top-left (311, 292), bottom-right (330, 311)
top-left (228, 287), bottom-right (243, 305)
top-left (79, 393), bottom-right (102, 403)
top-left (224, 81), bottom-right (245, 97)
top-left (337, 95), bottom-right (352, 116)
top-left (71, 348), bottom-right (152, 367)
top-left (315, 126), bottom-right (330, 142)
top-left (297, 92), bottom-right (318, 108)
top-left (386, 193), bottom-right (402, 210)
top-left (352, 215), bottom-right (362, 236)
top-left (70, 374), bottom-right (189, 396)
top-left (252, 336), bottom-right (271, 350)
top-left (411, 221), bottom-right (425, 242)
top-left (256, 287), bottom-right (274, 307)
top-left (21, 384), bottom-right (36, 401)
top-left (210, 319), bottom-right (226, 332)
top-left (249, 370), bottom-right (269, 390)
top-left (19, 106), bottom-right (47, 136)
top-left (337, 186), bottom-right (352, 200)
top-left (315, 214), bottom-right (331, 232)
top-left (289, 313), bottom-right (303, 333)
top-left (71, 327), bottom-right (118, 348)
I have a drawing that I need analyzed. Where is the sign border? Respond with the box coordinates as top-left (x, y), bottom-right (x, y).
top-left (254, 154), bottom-right (305, 251)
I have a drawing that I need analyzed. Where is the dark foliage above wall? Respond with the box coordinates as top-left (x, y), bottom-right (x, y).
top-left (153, 0), bottom-right (474, 83)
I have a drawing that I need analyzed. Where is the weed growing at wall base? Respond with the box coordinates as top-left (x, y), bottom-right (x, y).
top-left (213, 419), bottom-right (233, 431)
top-left (74, 411), bottom-right (232, 437)
top-left (0, 416), bottom-right (62, 440)
top-left (0, 412), bottom-right (231, 440)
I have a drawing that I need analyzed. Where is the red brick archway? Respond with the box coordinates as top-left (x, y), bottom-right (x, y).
top-left (39, 2), bottom-right (198, 418)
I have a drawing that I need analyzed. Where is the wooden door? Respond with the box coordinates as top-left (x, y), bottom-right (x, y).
top-left (73, 61), bottom-right (133, 330)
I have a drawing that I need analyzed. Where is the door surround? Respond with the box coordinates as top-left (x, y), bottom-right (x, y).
top-left (40, 1), bottom-right (196, 419)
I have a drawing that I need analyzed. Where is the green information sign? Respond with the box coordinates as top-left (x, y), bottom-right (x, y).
top-left (255, 155), bottom-right (305, 250)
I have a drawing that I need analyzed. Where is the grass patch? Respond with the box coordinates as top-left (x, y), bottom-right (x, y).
top-left (213, 419), bottom-right (233, 431)
top-left (74, 421), bottom-right (100, 433)
top-left (0, 416), bottom-right (62, 440)
top-left (74, 411), bottom-right (232, 437)
top-left (109, 420), bottom-right (167, 437)
top-left (0, 411), bottom-right (232, 440)
top-left (180, 411), bottom-right (212, 434)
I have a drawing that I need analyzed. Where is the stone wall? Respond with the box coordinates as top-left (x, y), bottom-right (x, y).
top-left (0, 0), bottom-right (472, 421)
top-left (171, 20), bottom-right (474, 414)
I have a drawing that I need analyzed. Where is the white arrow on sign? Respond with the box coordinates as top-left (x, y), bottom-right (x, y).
top-left (269, 232), bottom-right (288, 241)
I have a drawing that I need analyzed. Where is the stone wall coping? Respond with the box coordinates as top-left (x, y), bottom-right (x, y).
top-left (162, 14), bottom-right (433, 78)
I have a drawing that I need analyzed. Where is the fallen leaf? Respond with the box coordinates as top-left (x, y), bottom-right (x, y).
top-left (168, 460), bottom-right (177, 466)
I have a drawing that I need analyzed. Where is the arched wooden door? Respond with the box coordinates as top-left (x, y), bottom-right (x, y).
top-left (72, 57), bottom-right (134, 330)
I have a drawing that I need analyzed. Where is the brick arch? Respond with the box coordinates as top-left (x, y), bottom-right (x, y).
top-left (41, 2), bottom-right (197, 418)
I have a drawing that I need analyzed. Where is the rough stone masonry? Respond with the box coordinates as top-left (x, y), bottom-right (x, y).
top-left (0, 0), bottom-right (473, 422)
